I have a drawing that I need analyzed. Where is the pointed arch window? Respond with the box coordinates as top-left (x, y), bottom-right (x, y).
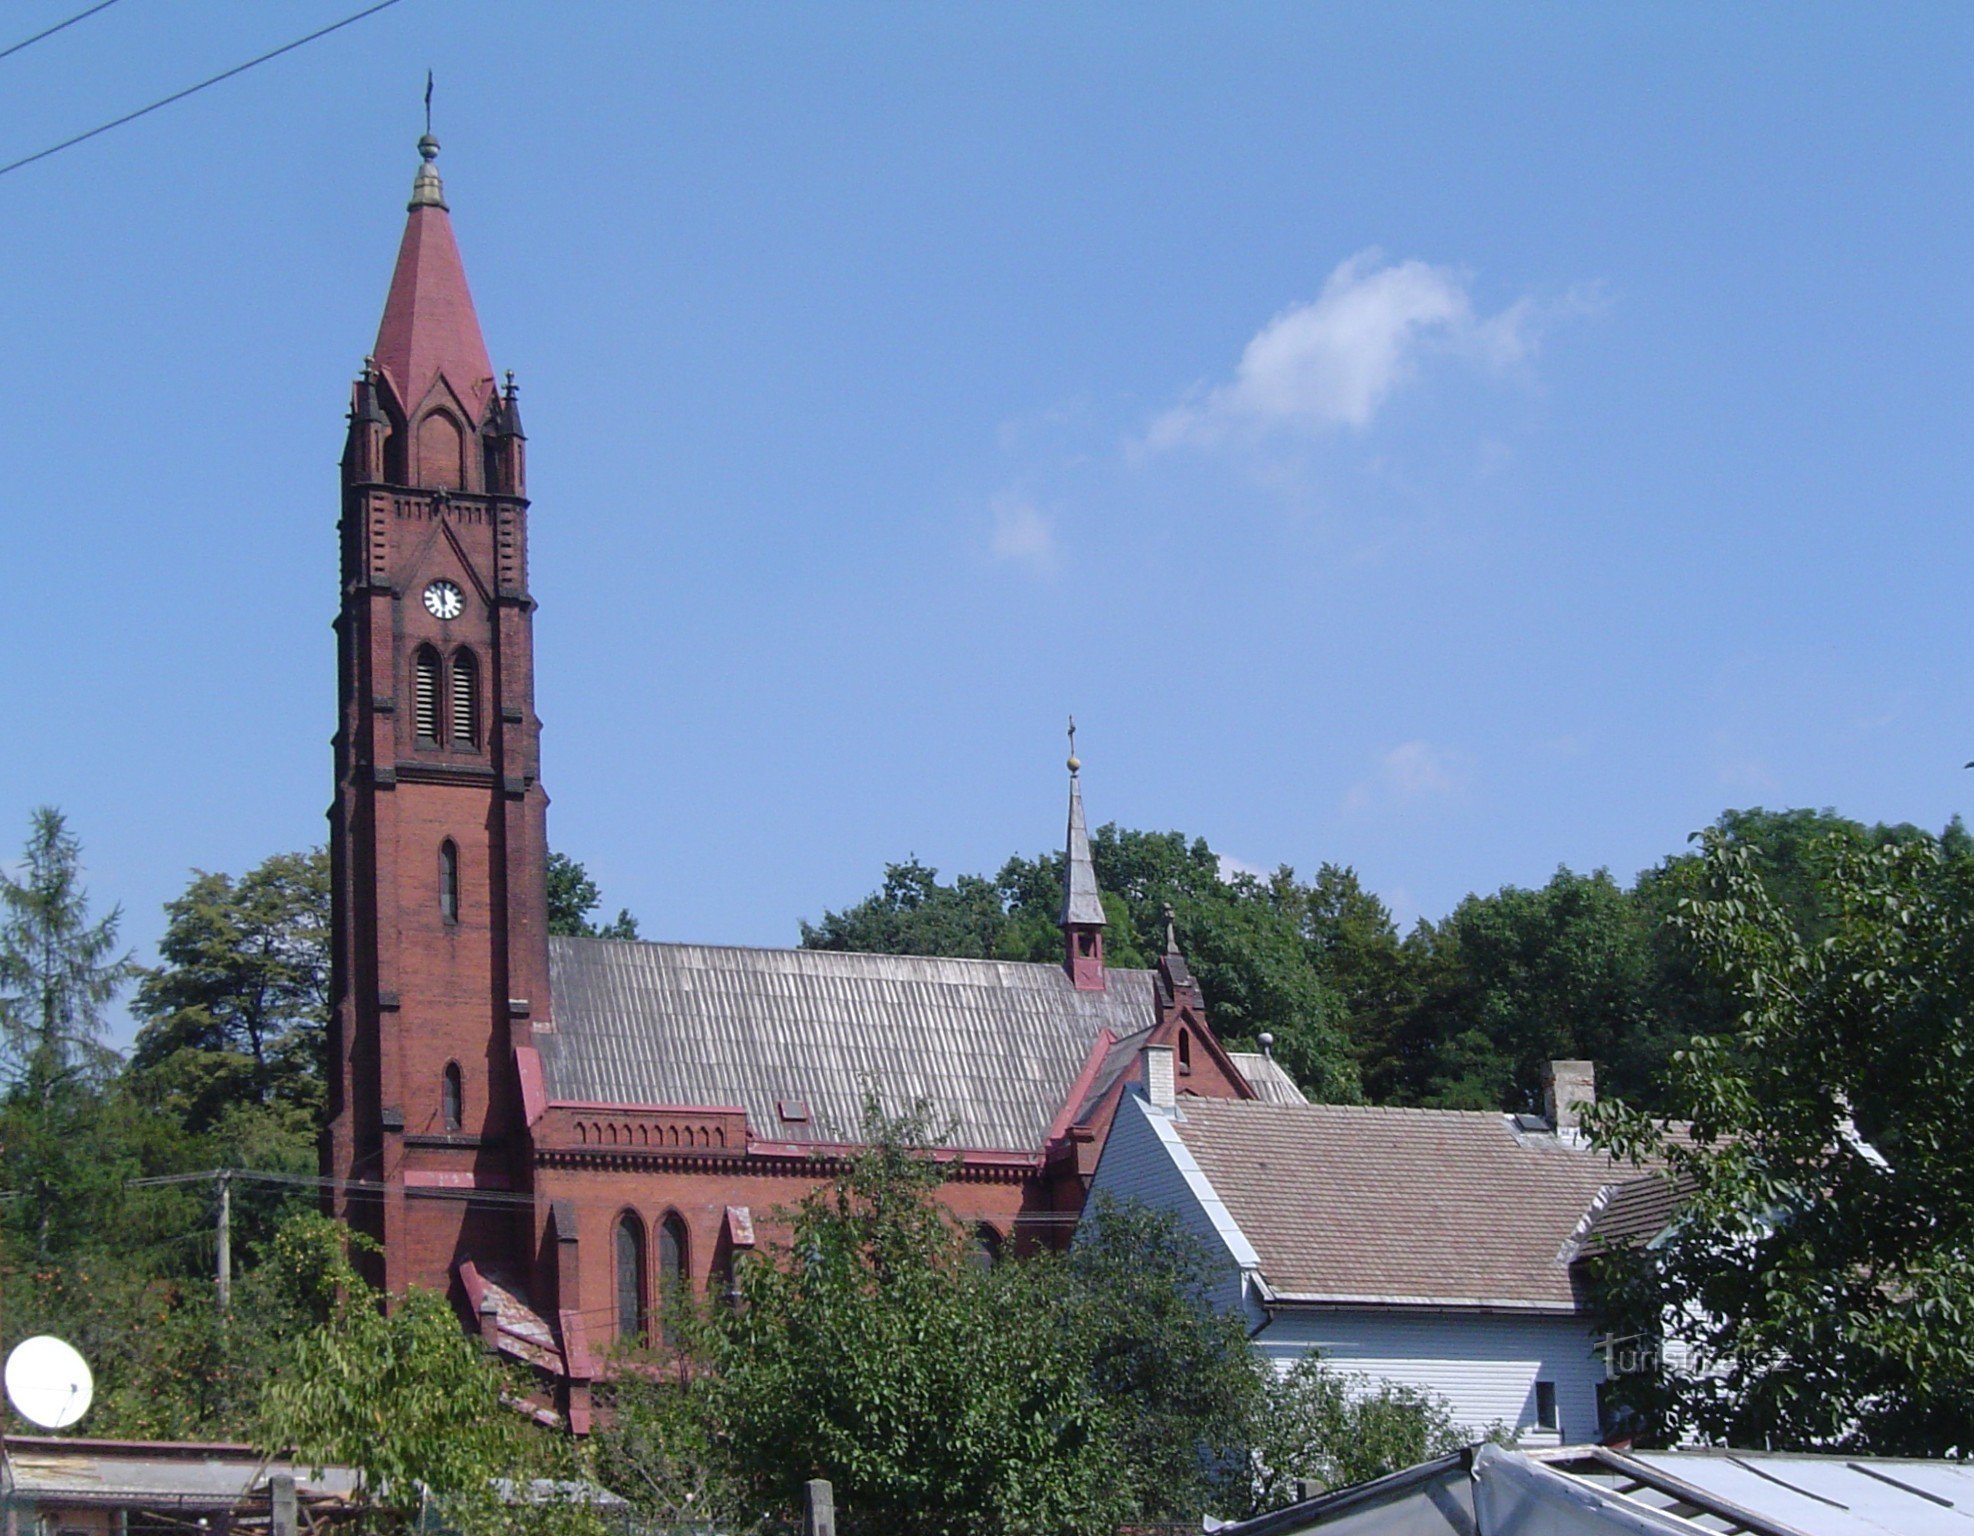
top-left (658, 1213), bottom-right (688, 1345)
top-left (973, 1224), bottom-right (1002, 1271)
top-left (439, 840), bottom-right (459, 924)
top-left (442, 1062), bottom-right (462, 1132)
top-left (450, 649), bottom-right (478, 747)
top-left (614, 1213), bottom-right (647, 1344)
top-left (414, 647), bottom-right (443, 745)
top-left (1178, 1029), bottom-right (1193, 1076)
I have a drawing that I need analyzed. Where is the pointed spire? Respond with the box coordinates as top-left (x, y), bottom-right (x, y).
top-left (372, 132), bottom-right (495, 429)
top-left (1060, 719), bottom-right (1105, 929)
top-left (1060, 719), bottom-right (1107, 991)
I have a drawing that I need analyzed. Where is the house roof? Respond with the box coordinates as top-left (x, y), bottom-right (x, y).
top-left (1570, 1168), bottom-right (1689, 1259)
top-left (0, 1438), bottom-right (357, 1509)
top-left (1226, 1051), bottom-right (1308, 1106)
top-left (542, 936), bottom-right (1158, 1152)
top-left (1169, 1098), bottom-right (1631, 1310)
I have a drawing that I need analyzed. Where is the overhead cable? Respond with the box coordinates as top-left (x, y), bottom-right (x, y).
top-left (0, 0), bottom-right (408, 182)
top-left (0, 0), bottom-right (125, 66)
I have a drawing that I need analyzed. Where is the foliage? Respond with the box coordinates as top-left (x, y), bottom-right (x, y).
top-left (547, 850), bottom-right (639, 939)
top-left (0, 806), bottom-right (131, 1104)
top-left (262, 1226), bottom-right (603, 1536)
top-left (1063, 1196), bottom-right (1263, 1519)
top-left (131, 848), bottom-right (330, 1134)
top-left (1584, 824), bottom-right (1974, 1453)
top-left (697, 1106), bottom-right (1128, 1536)
top-left (1246, 1356), bottom-right (1470, 1512)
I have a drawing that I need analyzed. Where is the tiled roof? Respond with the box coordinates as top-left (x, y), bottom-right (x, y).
top-left (542, 937), bottom-right (1158, 1153)
top-left (1226, 1051), bottom-right (1308, 1105)
top-left (1170, 1098), bottom-right (1632, 1310)
top-left (1571, 1169), bottom-right (1689, 1259)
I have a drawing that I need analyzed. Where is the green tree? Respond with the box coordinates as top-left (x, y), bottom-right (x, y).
top-left (1245, 1356), bottom-right (1468, 1512)
top-left (0, 807), bottom-right (131, 1103)
top-left (261, 1220), bottom-right (598, 1535)
top-left (131, 849), bottom-right (330, 1137)
top-left (546, 850), bottom-right (639, 939)
top-left (801, 858), bottom-right (1008, 958)
top-left (1065, 1196), bottom-right (1262, 1519)
top-left (698, 1107), bottom-right (1127, 1536)
top-left (1586, 825), bottom-right (1974, 1453)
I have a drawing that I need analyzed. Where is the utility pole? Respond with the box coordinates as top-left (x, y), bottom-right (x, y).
top-left (216, 1170), bottom-right (232, 1314)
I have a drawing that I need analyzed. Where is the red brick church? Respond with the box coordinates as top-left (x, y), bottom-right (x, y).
top-left (323, 137), bottom-right (1270, 1429)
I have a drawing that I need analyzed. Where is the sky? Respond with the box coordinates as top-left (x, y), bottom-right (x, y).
top-left (4, 3), bottom-right (1974, 1043)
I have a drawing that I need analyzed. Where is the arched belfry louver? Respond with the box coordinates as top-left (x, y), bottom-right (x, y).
top-left (450, 649), bottom-right (477, 746)
top-left (414, 647), bottom-right (442, 745)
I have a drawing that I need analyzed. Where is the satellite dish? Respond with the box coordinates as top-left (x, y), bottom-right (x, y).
top-left (5, 1336), bottom-right (93, 1429)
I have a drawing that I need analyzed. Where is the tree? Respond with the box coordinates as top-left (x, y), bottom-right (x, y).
top-left (694, 1107), bottom-right (1127, 1536)
top-left (261, 1220), bottom-right (598, 1536)
top-left (1585, 825), bottom-right (1974, 1453)
top-left (132, 849), bottom-right (330, 1136)
top-left (1065, 1196), bottom-right (1262, 1519)
top-left (801, 858), bottom-right (1008, 958)
top-left (1246, 1356), bottom-right (1468, 1513)
top-left (0, 807), bottom-right (130, 1103)
top-left (546, 851), bottom-right (639, 939)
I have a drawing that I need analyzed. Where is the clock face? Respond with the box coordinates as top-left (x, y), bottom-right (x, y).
top-left (422, 580), bottom-right (464, 621)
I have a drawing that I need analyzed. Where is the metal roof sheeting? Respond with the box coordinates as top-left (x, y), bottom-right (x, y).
top-left (542, 937), bottom-right (1157, 1151)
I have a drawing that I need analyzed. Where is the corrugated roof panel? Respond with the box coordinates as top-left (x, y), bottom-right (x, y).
top-left (541, 937), bottom-right (1158, 1152)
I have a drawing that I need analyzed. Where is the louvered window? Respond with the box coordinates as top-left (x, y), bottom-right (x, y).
top-left (439, 840), bottom-right (459, 923)
top-left (451, 650), bottom-right (478, 746)
top-left (414, 648), bottom-right (442, 745)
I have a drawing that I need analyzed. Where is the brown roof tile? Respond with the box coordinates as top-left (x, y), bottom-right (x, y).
top-left (1170, 1098), bottom-right (1633, 1311)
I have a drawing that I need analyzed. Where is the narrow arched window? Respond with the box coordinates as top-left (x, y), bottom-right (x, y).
top-left (442, 1063), bottom-right (462, 1131)
top-left (614, 1213), bottom-right (646, 1344)
top-left (439, 840), bottom-right (459, 923)
top-left (450, 650), bottom-right (478, 747)
top-left (974, 1224), bottom-right (1002, 1271)
top-left (1178, 1029), bottom-right (1193, 1076)
top-left (414, 647), bottom-right (442, 745)
top-left (658, 1213), bottom-right (688, 1345)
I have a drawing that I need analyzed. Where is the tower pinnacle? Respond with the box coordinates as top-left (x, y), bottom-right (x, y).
top-left (1060, 718), bottom-right (1107, 991)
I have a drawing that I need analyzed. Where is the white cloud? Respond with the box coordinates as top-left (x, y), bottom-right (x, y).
top-left (987, 494), bottom-right (1059, 575)
top-left (1216, 851), bottom-right (1269, 883)
top-left (1145, 250), bottom-right (1540, 450)
top-left (1344, 740), bottom-right (1467, 815)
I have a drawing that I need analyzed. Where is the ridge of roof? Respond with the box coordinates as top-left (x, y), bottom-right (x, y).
top-left (547, 931), bottom-right (1155, 980)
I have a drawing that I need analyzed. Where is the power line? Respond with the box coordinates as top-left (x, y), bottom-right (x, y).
top-left (0, 0), bottom-right (125, 66)
top-left (0, 0), bottom-right (409, 182)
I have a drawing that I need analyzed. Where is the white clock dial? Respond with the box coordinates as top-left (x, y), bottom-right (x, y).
top-left (423, 581), bottom-right (464, 621)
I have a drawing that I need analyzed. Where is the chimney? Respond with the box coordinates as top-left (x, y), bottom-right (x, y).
top-left (1542, 1059), bottom-right (1596, 1140)
top-left (1141, 1043), bottom-right (1176, 1110)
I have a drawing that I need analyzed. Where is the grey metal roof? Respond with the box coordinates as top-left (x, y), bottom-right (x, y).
top-left (1060, 769), bottom-right (1107, 928)
top-left (1227, 1051), bottom-right (1308, 1105)
top-left (0, 1439), bottom-right (358, 1508)
top-left (543, 937), bottom-right (1157, 1152)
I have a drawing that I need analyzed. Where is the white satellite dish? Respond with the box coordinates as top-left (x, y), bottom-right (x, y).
top-left (5, 1336), bottom-right (93, 1430)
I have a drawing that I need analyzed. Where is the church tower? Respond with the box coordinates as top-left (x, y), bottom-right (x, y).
top-left (324, 135), bottom-right (548, 1293)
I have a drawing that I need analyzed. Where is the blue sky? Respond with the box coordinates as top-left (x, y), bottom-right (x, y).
top-left (4, 3), bottom-right (1973, 1039)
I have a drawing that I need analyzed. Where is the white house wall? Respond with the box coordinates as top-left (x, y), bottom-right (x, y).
top-left (1254, 1307), bottom-right (1606, 1446)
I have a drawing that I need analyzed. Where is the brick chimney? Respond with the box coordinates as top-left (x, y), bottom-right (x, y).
top-left (1542, 1059), bottom-right (1596, 1141)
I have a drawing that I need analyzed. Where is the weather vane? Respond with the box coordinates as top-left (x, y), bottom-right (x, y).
top-left (1067, 715), bottom-right (1079, 773)
top-left (424, 69), bottom-right (434, 137)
